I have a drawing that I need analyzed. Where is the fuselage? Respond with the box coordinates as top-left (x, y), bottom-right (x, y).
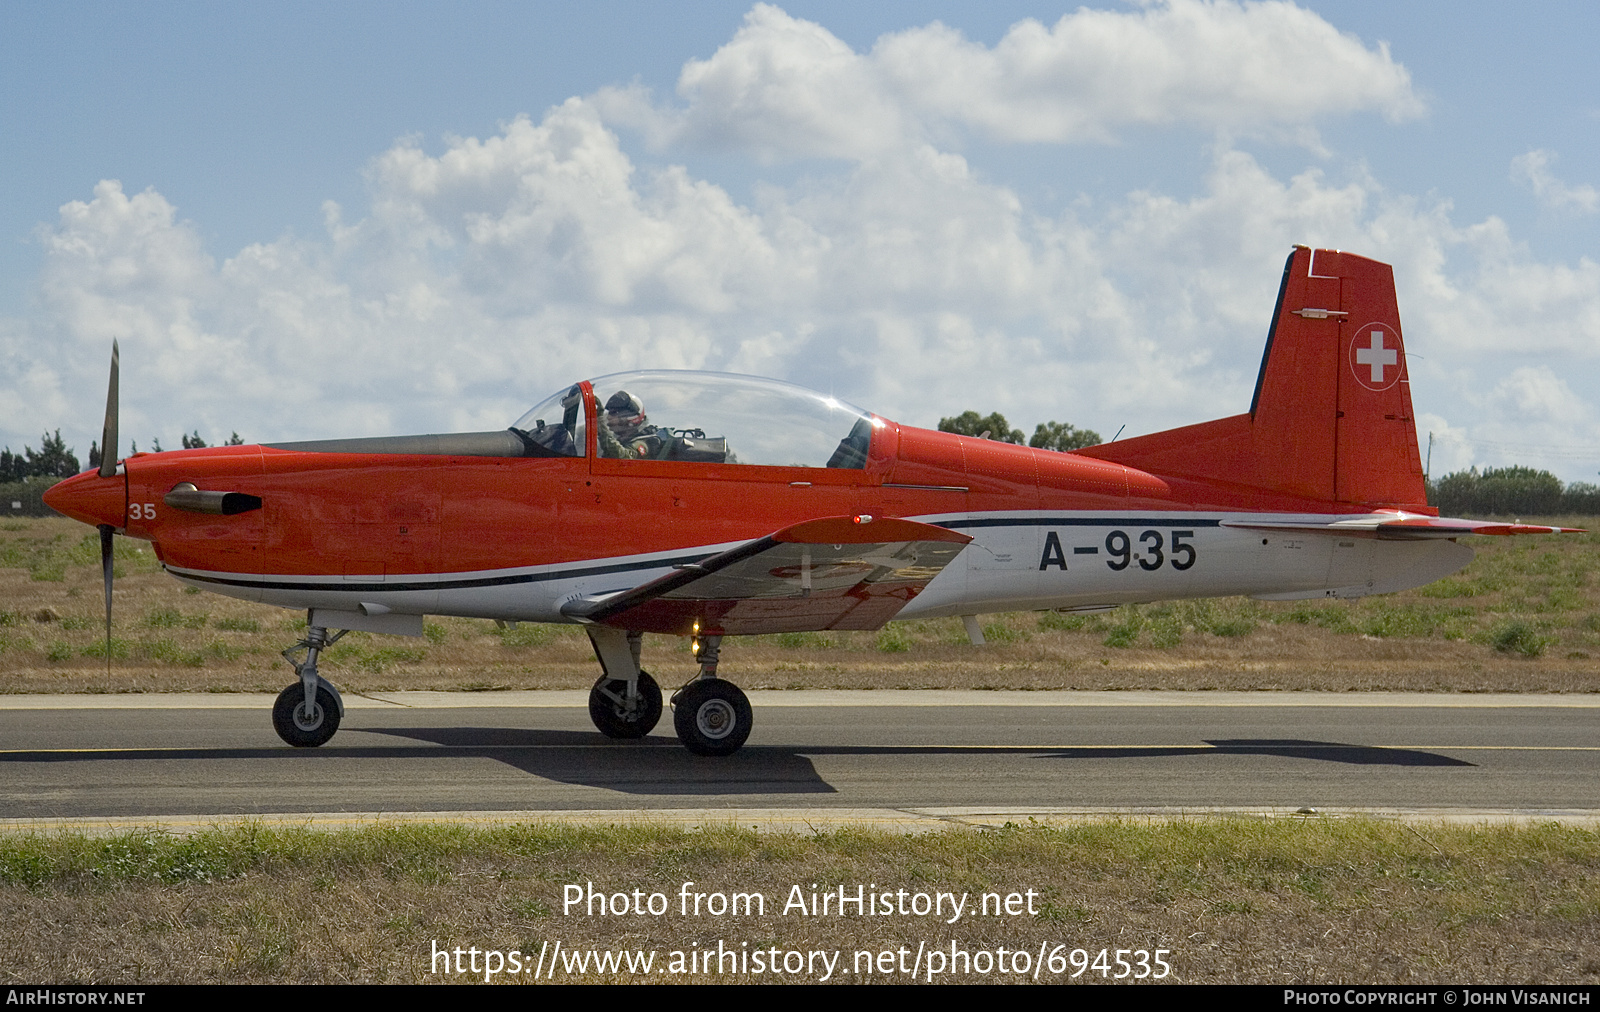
top-left (44, 373), bottom-right (1472, 629)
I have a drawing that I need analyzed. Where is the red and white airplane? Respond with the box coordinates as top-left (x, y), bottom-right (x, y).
top-left (44, 246), bottom-right (1578, 755)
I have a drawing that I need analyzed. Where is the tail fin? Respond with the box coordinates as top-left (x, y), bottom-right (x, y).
top-left (1076, 246), bottom-right (1427, 509)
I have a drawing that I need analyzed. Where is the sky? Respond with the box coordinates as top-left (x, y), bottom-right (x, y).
top-left (1, 1), bottom-right (1597, 482)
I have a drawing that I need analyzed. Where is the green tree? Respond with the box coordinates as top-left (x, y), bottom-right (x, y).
top-left (1562, 481), bottom-right (1600, 514)
top-left (26, 430), bottom-right (79, 478)
top-left (938, 410), bottom-right (1024, 443)
top-left (1479, 466), bottom-right (1563, 514)
top-left (1428, 466), bottom-right (1564, 516)
top-left (1029, 421), bottom-right (1102, 452)
top-left (181, 430), bottom-right (208, 449)
top-left (1429, 469), bottom-right (1479, 515)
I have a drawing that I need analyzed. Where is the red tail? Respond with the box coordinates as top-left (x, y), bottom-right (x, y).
top-left (1076, 246), bottom-right (1427, 510)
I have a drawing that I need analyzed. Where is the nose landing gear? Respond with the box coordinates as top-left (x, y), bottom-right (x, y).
top-left (272, 622), bottom-right (346, 747)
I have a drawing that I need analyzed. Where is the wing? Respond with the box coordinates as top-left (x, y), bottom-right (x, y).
top-left (560, 515), bottom-right (972, 635)
top-left (1223, 514), bottom-right (1585, 540)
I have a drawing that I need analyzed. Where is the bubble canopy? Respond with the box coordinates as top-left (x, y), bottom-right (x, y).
top-left (512, 371), bottom-right (878, 469)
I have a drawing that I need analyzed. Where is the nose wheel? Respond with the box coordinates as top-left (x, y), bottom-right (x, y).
top-left (272, 621), bottom-right (346, 747)
top-left (272, 682), bottom-right (341, 747)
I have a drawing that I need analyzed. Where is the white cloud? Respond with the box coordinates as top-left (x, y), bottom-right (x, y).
top-left (664, 5), bottom-right (908, 161)
top-left (611, 1), bottom-right (1422, 160)
top-left (874, 0), bottom-right (1423, 142)
top-left (1489, 366), bottom-right (1592, 424)
top-left (1511, 149), bottom-right (1599, 214)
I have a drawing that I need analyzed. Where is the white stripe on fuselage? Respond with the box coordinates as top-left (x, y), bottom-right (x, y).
top-left (164, 512), bottom-right (1473, 624)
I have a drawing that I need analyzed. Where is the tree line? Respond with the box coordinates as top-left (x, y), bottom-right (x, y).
top-left (938, 410), bottom-right (1102, 451)
top-left (1, 430), bottom-right (243, 482)
top-left (1427, 466), bottom-right (1600, 517)
top-left (0, 431), bottom-right (79, 481)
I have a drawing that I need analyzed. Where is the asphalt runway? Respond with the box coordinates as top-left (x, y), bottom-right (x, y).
top-left (2, 691), bottom-right (1597, 825)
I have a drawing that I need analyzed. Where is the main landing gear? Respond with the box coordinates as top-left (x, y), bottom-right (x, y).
top-left (587, 629), bottom-right (663, 738)
top-left (585, 627), bottom-right (752, 756)
top-left (672, 634), bottom-right (751, 756)
top-left (273, 623), bottom-right (347, 747)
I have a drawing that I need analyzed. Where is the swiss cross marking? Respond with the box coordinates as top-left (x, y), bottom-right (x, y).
top-left (1349, 323), bottom-right (1402, 390)
top-left (1355, 331), bottom-right (1396, 383)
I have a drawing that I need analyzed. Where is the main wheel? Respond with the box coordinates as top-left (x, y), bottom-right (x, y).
top-left (672, 679), bottom-right (752, 756)
top-left (272, 682), bottom-right (341, 747)
top-left (589, 670), bottom-right (662, 738)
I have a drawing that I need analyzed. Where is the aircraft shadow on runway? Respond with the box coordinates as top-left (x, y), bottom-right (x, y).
top-left (0, 727), bottom-right (837, 797)
top-left (1031, 739), bottom-right (1475, 767)
top-left (0, 732), bottom-right (1473, 799)
top-left (361, 726), bottom-right (836, 795)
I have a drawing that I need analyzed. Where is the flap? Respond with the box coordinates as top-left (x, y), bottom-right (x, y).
top-left (561, 515), bottom-right (972, 635)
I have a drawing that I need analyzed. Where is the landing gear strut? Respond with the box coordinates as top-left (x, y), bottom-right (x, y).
top-left (671, 634), bottom-right (752, 757)
top-left (273, 621), bottom-right (347, 747)
top-left (585, 628), bottom-right (662, 737)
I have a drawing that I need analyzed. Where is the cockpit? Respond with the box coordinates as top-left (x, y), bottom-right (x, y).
top-left (511, 371), bottom-right (878, 469)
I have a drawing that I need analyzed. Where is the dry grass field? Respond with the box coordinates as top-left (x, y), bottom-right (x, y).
top-left (2, 819), bottom-right (1598, 984)
top-left (2, 516), bottom-right (1597, 695)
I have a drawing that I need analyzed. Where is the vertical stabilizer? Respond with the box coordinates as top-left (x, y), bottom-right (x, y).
top-left (1076, 247), bottom-right (1427, 509)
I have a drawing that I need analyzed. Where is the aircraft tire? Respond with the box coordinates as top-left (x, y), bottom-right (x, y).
top-left (672, 679), bottom-right (752, 756)
top-left (589, 670), bottom-right (663, 738)
top-left (272, 683), bottom-right (342, 747)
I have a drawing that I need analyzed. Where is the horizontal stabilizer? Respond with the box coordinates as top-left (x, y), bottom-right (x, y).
top-left (1223, 515), bottom-right (1584, 540)
top-left (561, 516), bottom-right (972, 635)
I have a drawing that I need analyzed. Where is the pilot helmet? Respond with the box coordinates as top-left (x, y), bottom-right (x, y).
top-left (603, 390), bottom-right (647, 440)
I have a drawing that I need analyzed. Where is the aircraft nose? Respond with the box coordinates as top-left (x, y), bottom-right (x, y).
top-left (43, 470), bottom-right (126, 528)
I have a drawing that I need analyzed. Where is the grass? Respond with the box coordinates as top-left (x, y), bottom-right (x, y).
top-left (1488, 621), bottom-right (1550, 658)
top-left (0, 515), bottom-right (1597, 694)
top-left (493, 623), bottom-right (555, 649)
top-left (875, 626), bottom-right (912, 653)
top-left (1, 818), bottom-right (1597, 983)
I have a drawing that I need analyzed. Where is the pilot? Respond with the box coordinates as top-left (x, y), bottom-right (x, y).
top-left (600, 390), bottom-right (665, 459)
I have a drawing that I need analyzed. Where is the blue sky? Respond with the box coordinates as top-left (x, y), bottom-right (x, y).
top-left (2, 1), bottom-right (1597, 481)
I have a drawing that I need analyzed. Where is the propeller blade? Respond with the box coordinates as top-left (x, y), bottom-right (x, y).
top-left (98, 340), bottom-right (118, 479)
top-left (99, 522), bottom-right (114, 674)
top-left (97, 341), bottom-right (119, 672)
